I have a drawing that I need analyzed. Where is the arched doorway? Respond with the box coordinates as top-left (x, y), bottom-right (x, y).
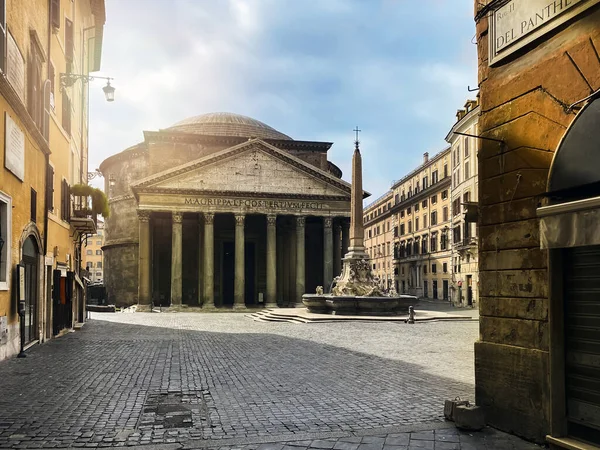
top-left (538, 95), bottom-right (600, 444)
top-left (22, 236), bottom-right (39, 344)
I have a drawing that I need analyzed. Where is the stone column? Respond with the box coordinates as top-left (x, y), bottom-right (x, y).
top-left (203, 212), bottom-right (214, 308)
top-left (341, 219), bottom-right (350, 257)
top-left (333, 222), bottom-right (342, 277)
top-left (234, 214), bottom-right (246, 309)
top-left (266, 214), bottom-right (277, 308)
top-left (323, 217), bottom-right (333, 293)
top-left (170, 212), bottom-right (183, 306)
top-left (137, 210), bottom-right (151, 309)
top-left (295, 216), bottom-right (306, 307)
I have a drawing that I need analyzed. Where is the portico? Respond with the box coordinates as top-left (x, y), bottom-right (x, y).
top-left (130, 138), bottom-right (353, 310)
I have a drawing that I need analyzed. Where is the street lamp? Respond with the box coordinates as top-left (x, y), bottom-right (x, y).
top-left (87, 169), bottom-right (103, 181)
top-left (60, 73), bottom-right (116, 102)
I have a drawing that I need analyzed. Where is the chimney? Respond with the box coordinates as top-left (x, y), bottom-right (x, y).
top-left (423, 152), bottom-right (429, 164)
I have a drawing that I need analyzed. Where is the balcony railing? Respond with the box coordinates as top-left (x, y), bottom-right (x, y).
top-left (70, 198), bottom-right (98, 234)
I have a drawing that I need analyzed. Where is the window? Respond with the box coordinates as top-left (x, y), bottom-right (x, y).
top-left (61, 179), bottom-right (70, 222)
top-left (415, 218), bottom-right (419, 231)
top-left (453, 225), bottom-right (462, 243)
top-left (431, 211), bottom-right (437, 226)
top-left (441, 232), bottom-right (448, 250)
top-left (51, 0), bottom-right (60, 29)
top-left (442, 190), bottom-right (448, 200)
top-left (96, 240), bottom-right (102, 245)
top-left (0, 193), bottom-right (11, 289)
top-left (465, 162), bottom-right (470, 180)
top-left (30, 188), bottom-right (37, 222)
top-left (464, 137), bottom-right (469, 157)
top-left (394, 194), bottom-right (399, 204)
top-left (430, 234), bottom-right (437, 252)
top-left (454, 147), bottom-right (460, 167)
top-left (422, 200), bottom-right (427, 208)
top-left (400, 224), bottom-right (405, 235)
top-left (453, 198), bottom-right (461, 216)
top-left (400, 210), bottom-right (405, 218)
top-left (464, 191), bottom-right (471, 203)
top-left (65, 18), bottom-right (73, 62)
top-left (97, 230), bottom-right (103, 236)
top-left (62, 91), bottom-right (71, 135)
top-left (47, 165), bottom-right (54, 211)
top-left (432, 264), bottom-right (437, 274)
top-left (424, 265), bottom-right (428, 274)
top-left (415, 203), bottom-right (420, 212)
top-left (432, 170), bottom-right (439, 184)
top-left (423, 214), bottom-right (427, 228)
top-left (86, 250), bottom-right (92, 255)
top-left (431, 195), bottom-right (437, 205)
top-left (387, 242), bottom-right (391, 256)
top-left (443, 207), bottom-right (449, 222)
top-left (414, 239), bottom-right (419, 255)
top-left (423, 176), bottom-right (428, 189)
top-left (96, 250), bottom-right (102, 255)
top-left (408, 221), bottom-right (412, 233)
top-left (415, 181), bottom-right (420, 193)
top-left (444, 164), bottom-right (448, 178)
top-left (421, 237), bottom-right (428, 254)
top-left (443, 263), bottom-right (448, 273)
top-left (454, 169), bottom-right (460, 186)
top-left (407, 206), bottom-right (411, 215)
top-left (96, 272), bottom-right (102, 277)
top-left (28, 35), bottom-right (44, 129)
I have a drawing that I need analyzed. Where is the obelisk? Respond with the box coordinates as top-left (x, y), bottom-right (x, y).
top-left (347, 138), bottom-right (366, 256)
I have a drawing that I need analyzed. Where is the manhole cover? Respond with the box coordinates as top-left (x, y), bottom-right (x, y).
top-left (140, 391), bottom-right (213, 430)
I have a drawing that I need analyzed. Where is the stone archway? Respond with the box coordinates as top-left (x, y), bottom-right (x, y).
top-left (19, 223), bottom-right (43, 345)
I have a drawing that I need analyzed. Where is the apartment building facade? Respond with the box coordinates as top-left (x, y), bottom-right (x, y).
top-left (446, 99), bottom-right (480, 307)
top-left (363, 191), bottom-right (394, 290)
top-left (392, 150), bottom-right (452, 299)
top-left (83, 219), bottom-right (103, 283)
top-left (0, 0), bottom-right (106, 361)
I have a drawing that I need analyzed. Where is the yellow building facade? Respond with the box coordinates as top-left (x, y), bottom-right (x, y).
top-left (0, 0), bottom-right (106, 361)
top-left (363, 192), bottom-right (395, 290)
top-left (82, 220), bottom-right (104, 283)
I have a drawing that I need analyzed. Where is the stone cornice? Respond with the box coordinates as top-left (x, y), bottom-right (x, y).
top-left (131, 139), bottom-right (354, 197)
top-left (99, 143), bottom-right (147, 173)
top-left (144, 130), bottom-right (333, 152)
top-left (102, 238), bottom-right (138, 250)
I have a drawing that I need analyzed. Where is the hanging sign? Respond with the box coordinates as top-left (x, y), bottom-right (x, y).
top-left (489, 0), bottom-right (600, 65)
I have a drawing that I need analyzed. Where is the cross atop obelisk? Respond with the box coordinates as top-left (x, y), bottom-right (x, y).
top-left (348, 126), bottom-right (365, 254)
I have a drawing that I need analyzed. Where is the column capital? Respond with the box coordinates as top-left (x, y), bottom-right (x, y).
top-left (172, 211), bottom-right (183, 223)
top-left (296, 216), bottom-right (306, 228)
top-left (204, 212), bottom-right (214, 225)
top-left (267, 214), bottom-right (277, 227)
top-left (324, 217), bottom-right (333, 228)
top-left (137, 210), bottom-right (151, 222)
top-left (235, 214), bottom-right (245, 226)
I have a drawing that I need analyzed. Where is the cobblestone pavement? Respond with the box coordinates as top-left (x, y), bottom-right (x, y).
top-left (0, 311), bottom-right (540, 448)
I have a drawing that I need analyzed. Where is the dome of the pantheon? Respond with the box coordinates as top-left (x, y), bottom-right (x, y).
top-left (166, 112), bottom-right (292, 141)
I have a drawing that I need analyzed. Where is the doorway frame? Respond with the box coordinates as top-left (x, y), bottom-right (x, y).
top-left (19, 223), bottom-right (43, 344)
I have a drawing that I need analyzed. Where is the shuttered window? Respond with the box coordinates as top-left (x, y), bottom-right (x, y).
top-left (47, 165), bottom-right (54, 212)
top-left (51, 0), bottom-right (60, 29)
top-left (61, 179), bottom-right (70, 222)
top-left (62, 91), bottom-right (70, 135)
top-left (30, 188), bottom-right (37, 223)
top-left (0, 0), bottom-right (5, 73)
top-left (65, 18), bottom-right (73, 62)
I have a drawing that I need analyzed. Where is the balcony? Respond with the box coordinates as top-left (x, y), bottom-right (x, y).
top-left (455, 237), bottom-right (477, 255)
top-left (70, 199), bottom-right (98, 235)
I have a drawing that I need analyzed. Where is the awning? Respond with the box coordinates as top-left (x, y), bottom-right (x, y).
top-left (538, 196), bottom-right (600, 249)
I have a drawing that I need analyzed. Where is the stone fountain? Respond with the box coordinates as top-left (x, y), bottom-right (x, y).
top-left (302, 133), bottom-right (417, 315)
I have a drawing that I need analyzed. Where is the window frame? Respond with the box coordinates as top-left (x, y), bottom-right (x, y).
top-left (0, 191), bottom-right (12, 290)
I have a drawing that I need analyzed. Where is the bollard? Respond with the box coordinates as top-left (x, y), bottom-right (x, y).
top-left (407, 305), bottom-right (415, 324)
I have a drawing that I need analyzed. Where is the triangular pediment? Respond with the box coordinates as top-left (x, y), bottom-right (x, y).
top-left (132, 139), bottom-right (352, 198)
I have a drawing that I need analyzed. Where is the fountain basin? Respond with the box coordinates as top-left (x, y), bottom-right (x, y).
top-left (302, 294), bottom-right (417, 316)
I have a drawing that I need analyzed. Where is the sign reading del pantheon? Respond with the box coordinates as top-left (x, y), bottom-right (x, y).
top-left (100, 113), bottom-right (364, 310)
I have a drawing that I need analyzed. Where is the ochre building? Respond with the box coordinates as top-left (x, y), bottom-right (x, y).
top-left (100, 113), bottom-right (354, 310)
top-left (474, 0), bottom-right (600, 447)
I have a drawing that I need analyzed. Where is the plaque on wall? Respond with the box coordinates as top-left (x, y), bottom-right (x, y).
top-left (489, 0), bottom-right (600, 66)
top-left (4, 112), bottom-right (25, 181)
top-left (6, 32), bottom-right (24, 102)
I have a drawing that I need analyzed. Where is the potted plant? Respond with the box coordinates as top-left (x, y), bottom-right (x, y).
top-left (70, 184), bottom-right (110, 218)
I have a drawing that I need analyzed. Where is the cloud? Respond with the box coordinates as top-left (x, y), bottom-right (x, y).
top-left (89, 0), bottom-right (478, 201)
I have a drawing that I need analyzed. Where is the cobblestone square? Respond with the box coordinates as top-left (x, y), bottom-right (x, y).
top-left (0, 311), bottom-right (539, 449)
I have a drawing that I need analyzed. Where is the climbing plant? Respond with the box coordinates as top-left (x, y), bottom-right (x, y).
top-left (70, 184), bottom-right (110, 218)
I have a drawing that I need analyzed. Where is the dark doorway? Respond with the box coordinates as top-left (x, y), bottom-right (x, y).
top-left (433, 280), bottom-right (438, 299)
top-left (152, 217), bottom-right (172, 307)
top-left (244, 242), bottom-right (256, 305)
top-left (222, 241), bottom-right (234, 307)
top-left (467, 275), bottom-right (473, 306)
top-left (443, 280), bottom-right (449, 300)
top-left (22, 237), bottom-right (39, 344)
top-left (423, 281), bottom-right (428, 298)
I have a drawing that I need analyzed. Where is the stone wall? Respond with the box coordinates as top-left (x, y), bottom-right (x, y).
top-left (474, 3), bottom-right (600, 443)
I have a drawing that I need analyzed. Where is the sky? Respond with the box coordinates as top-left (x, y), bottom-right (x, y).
top-left (87, 0), bottom-right (478, 202)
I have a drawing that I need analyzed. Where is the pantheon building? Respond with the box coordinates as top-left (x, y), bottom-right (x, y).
top-left (99, 113), bottom-right (360, 310)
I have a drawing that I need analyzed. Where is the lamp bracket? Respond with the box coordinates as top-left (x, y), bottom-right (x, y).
top-left (59, 73), bottom-right (113, 91)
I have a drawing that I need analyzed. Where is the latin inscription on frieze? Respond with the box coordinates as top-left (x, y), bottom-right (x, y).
top-left (183, 197), bottom-right (327, 210)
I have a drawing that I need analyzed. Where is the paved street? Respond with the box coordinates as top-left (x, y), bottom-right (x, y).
top-left (0, 310), bottom-right (540, 449)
